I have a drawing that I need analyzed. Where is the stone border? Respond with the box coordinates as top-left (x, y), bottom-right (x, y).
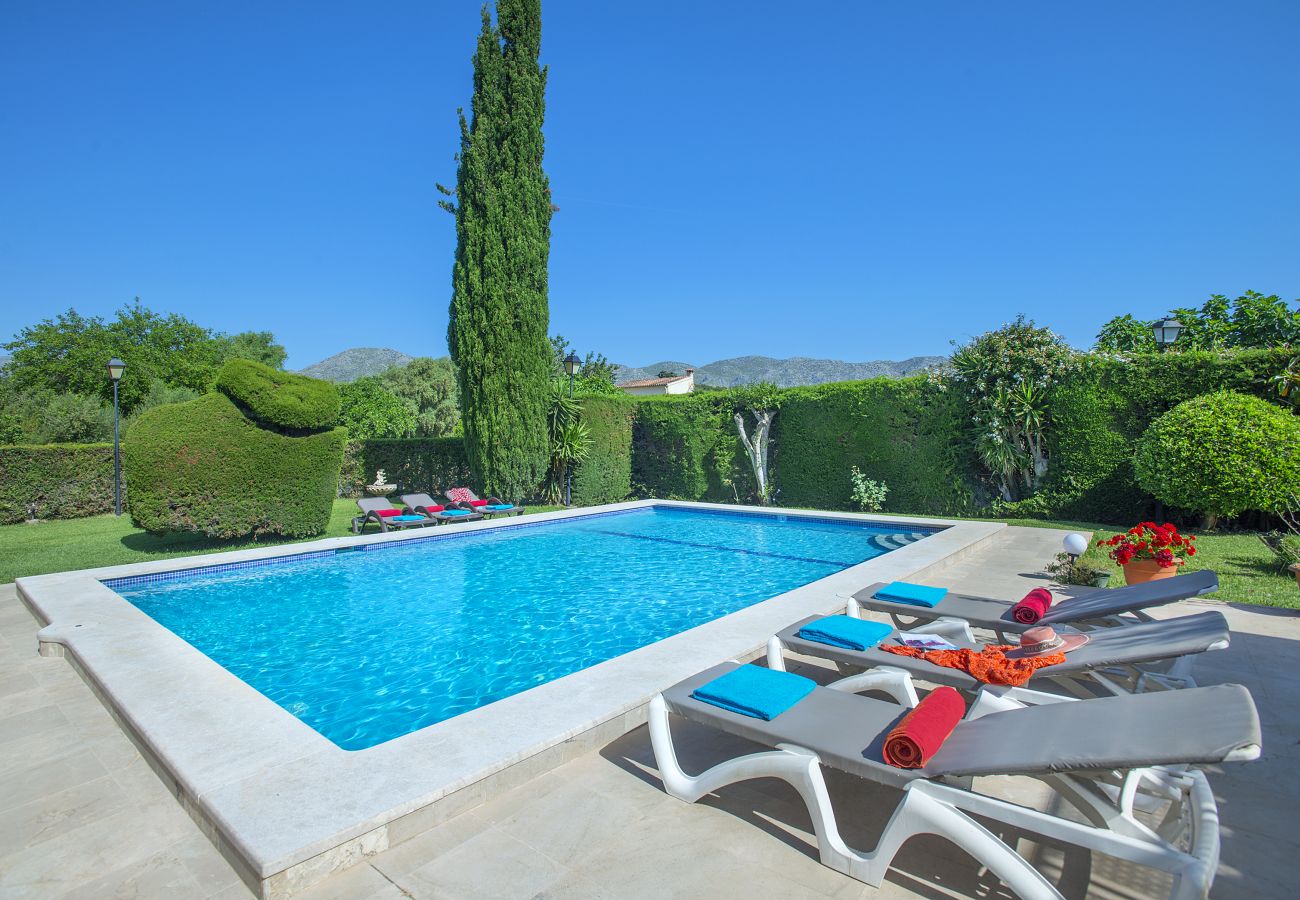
top-left (16, 500), bottom-right (1002, 898)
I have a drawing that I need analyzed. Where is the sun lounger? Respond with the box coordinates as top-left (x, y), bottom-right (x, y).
top-left (399, 493), bottom-right (485, 526)
top-left (768, 610), bottom-right (1232, 704)
top-left (650, 661), bottom-right (1259, 899)
top-left (850, 570), bottom-right (1220, 642)
top-left (351, 497), bottom-right (438, 534)
top-left (444, 487), bottom-right (525, 518)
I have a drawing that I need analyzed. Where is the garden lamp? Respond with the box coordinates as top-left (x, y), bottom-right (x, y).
top-left (1152, 318), bottom-right (1182, 351)
top-left (1063, 532), bottom-right (1088, 582)
top-left (563, 352), bottom-right (581, 506)
top-left (1063, 533), bottom-right (1088, 559)
top-left (106, 357), bottom-right (126, 516)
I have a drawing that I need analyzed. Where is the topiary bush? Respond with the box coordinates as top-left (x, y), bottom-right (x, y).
top-left (215, 358), bottom-right (341, 430)
top-left (1134, 391), bottom-right (1300, 520)
top-left (125, 391), bottom-right (347, 538)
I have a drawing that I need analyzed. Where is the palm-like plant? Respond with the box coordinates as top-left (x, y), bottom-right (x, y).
top-left (543, 382), bottom-right (593, 504)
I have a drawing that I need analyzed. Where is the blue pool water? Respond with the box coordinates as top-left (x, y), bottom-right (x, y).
top-left (109, 507), bottom-right (932, 750)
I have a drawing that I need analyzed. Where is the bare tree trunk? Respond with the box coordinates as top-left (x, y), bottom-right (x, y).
top-left (734, 410), bottom-right (774, 504)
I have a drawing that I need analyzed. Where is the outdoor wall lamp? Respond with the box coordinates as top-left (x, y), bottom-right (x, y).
top-left (1152, 318), bottom-right (1182, 351)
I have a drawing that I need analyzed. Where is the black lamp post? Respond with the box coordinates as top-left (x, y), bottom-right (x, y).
top-left (563, 352), bottom-right (581, 506)
top-left (1152, 318), bottom-right (1182, 352)
top-left (106, 358), bottom-right (126, 515)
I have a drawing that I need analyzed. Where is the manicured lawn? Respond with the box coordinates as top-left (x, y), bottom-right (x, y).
top-left (993, 517), bottom-right (1299, 610)
top-left (0, 499), bottom-right (564, 584)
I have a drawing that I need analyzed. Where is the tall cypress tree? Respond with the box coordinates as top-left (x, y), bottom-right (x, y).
top-left (443, 0), bottom-right (553, 499)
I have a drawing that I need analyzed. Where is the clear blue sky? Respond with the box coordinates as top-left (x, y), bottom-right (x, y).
top-left (2, 1), bottom-right (1297, 370)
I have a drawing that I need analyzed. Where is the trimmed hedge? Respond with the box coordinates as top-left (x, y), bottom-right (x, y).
top-left (215, 358), bottom-right (341, 430)
top-left (1030, 349), bottom-right (1293, 522)
top-left (352, 438), bottom-right (475, 498)
top-left (571, 394), bottom-right (635, 505)
top-left (0, 444), bottom-right (118, 524)
top-left (631, 394), bottom-right (754, 502)
top-left (773, 378), bottom-right (975, 515)
top-left (125, 392), bottom-right (346, 538)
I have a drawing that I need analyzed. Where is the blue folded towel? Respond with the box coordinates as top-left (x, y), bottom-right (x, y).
top-left (391, 515), bottom-right (427, 522)
top-left (691, 665), bottom-right (815, 721)
top-left (441, 509), bottom-right (471, 516)
top-left (797, 615), bottom-right (893, 651)
top-left (875, 581), bottom-right (948, 608)
top-left (486, 503), bottom-right (514, 511)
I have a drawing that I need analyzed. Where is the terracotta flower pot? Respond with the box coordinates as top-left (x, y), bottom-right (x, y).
top-left (1120, 557), bottom-right (1184, 585)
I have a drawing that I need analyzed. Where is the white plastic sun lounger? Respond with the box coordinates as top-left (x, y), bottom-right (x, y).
top-left (651, 661), bottom-right (1260, 900)
top-left (767, 610), bottom-right (1232, 704)
top-left (851, 570), bottom-right (1220, 643)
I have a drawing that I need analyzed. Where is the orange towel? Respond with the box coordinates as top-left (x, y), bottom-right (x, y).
top-left (881, 644), bottom-right (1065, 687)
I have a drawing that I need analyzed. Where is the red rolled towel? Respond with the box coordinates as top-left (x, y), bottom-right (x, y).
top-left (375, 509), bottom-right (401, 518)
top-left (469, 499), bottom-right (489, 507)
top-left (1011, 588), bottom-right (1053, 625)
top-left (882, 686), bottom-right (966, 769)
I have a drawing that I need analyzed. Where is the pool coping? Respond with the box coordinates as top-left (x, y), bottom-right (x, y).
top-left (16, 500), bottom-right (1003, 898)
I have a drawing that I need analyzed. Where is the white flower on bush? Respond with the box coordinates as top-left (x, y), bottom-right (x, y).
top-left (849, 466), bottom-right (889, 512)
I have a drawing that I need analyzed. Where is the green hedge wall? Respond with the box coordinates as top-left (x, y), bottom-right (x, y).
top-left (352, 437), bottom-right (475, 498)
top-left (0, 444), bottom-right (118, 524)
top-left (772, 377), bottom-right (976, 515)
top-left (571, 394), bottom-right (635, 505)
top-left (1032, 349), bottom-right (1292, 522)
top-left (215, 358), bottom-right (341, 430)
top-left (125, 392), bottom-right (347, 538)
top-left (630, 394), bottom-right (755, 502)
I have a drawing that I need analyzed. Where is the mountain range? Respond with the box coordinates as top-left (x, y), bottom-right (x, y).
top-left (298, 348), bottom-right (414, 382)
top-left (296, 348), bottom-right (946, 386)
top-left (612, 355), bottom-right (946, 387)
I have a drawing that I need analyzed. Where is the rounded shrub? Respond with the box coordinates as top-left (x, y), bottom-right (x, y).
top-left (125, 392), bottom-right (346, 538)
top-left (1134, 391), bottom-right (1300, 519)
top-left (215, 358), bottom-right (340, 430)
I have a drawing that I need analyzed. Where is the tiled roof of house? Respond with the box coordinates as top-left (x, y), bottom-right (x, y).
top-left (616, 374), bottom-right (691, 389)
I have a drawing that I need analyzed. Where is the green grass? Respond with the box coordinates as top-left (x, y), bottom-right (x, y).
top-left (985, 517), bottom-right (1299, 610)
top-left (2, 503), bottom-right (1295, 609)
top-left (0, 499), bottom-right (564, 584)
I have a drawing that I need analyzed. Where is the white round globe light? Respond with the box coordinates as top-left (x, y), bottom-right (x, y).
top-left (1062, 533), bottom-right (1089, 557)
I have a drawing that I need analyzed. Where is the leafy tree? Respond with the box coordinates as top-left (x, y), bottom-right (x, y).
top-left (2, 300), bottom-right (285, 414)
top-left (947, 316), bottom-right (1076, 501)
top-left (550, 335), bottom-right (619, 393)
top-left (338, 378), bottom-right (417, 439)
top-left (1102, 291), bottom-right (1300, 353)
top-left (657, 370), bottom-right (679, 379)
top-left (1094, 314), bottom-right (1157, 353)
top-left (379, 356), bottom-right (461, 436)
top-left (442, 0), bottom-right (554, 498)
top-left (217, 331), bottom-right (288, 369)
top-left (32, 393), bottom-right (115, 444)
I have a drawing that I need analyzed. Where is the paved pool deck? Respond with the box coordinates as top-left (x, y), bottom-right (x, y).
top-left (2, 525), bottom-right (1299, 899)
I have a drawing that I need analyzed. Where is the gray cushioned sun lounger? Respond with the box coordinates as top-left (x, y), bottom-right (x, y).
top-left (351, 496), bottom-right (439, 534)
top-left (852, 569), bottom-right (1219, 638)
top-left (771, 610), bottom-right (1231, 699)
top-left (444, 488), bottom-right (525, 517)
top-left (651, 660), bottom-right (1260, 898)
top-left (399, 493), bottom-right (485, 526)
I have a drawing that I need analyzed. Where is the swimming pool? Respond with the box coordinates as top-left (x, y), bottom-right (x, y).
top-left (108, 506), bottom-right (933, 750)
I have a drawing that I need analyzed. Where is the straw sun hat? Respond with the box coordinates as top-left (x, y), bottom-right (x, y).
top-left (1004, 626), bottom-right (1089, 659)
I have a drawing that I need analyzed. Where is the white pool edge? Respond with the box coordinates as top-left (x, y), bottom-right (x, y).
top-left (16, 500), bottom-right (1003, 898)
